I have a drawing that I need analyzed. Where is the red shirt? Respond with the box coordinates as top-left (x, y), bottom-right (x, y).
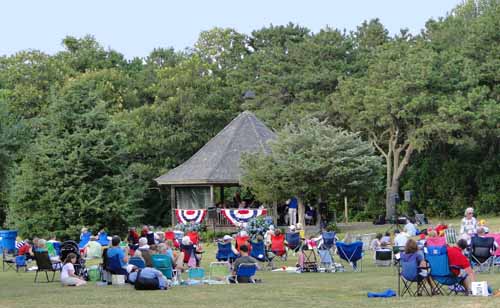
top-left (18, 243), bottom-right (31, 256)
top-left (447, 246), bottom-right (470, 275)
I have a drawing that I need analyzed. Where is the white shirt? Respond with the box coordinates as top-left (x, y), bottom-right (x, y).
top-left (61, 263), bottom-right (74, 280)
top-left (404, 223), bottom-right (417, 237)
top-left (394, 233), bottom-right (408, 247)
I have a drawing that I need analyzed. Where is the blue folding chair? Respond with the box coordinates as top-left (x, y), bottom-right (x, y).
top-left (79, 231), bottom-right (91, 249)
top-left (235, 263), bottom-right (257, 283)
top-left (425, 245), bottom-right (466, 295)
top-left (15, 255), bottom-right (27, 272)
top-left (216, 242), bottom-right (237, 262)
top-left (320, 232), bottom-right (336, 250)
top-left (285, 232), bottom-right (301, 252)
top-left (398, 253), bottom-right (431, 296)
top-left (336, 241), bottom-right (363, 272)
top-left (98, 232), bottom-right (110, 247)
top-left (187, 267), bottom-right (205, 284)
top-left (250, 241), bottom-right (268, 263)
top-left (128, 256), bottom-right (146, 269)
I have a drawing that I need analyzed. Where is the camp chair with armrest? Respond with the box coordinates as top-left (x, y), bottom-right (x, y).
top-left (285, 232), bottom-right (301, 252)
top-left (34, 251), bottom-right (60, 283)
top-left (235, 235), bottom-right (251, 254)
top-left (187, 267), bottom-right (205, 283)
top-left (216, 242), bottom-right (237, 262)
top-left (375, 249), bottom-right (393, 267)
top-left (15, 255), bottom-right (27, 272)
top-left (209, 262), bottom-right (230, 283)
top-left (425, 245), bottom-right (466, 295)
top-left (2, 249), bottom-right (16, 272)
top-left (97, 232), bottom-right (110, 247)
top-left (336, 241), bottom-right (363, 272)
top-left (250, 241), bottom-right (270, 265)
top-left (128, 256), bottom-right (146, 269)
top-left (234, 263), bottom-right (258, 283)
top-left (470, 236), bottom-right (495, 273)
top-left (398, 253), bottom-right (431, 296)
top-left (151, 254), bottom-right (174, 279)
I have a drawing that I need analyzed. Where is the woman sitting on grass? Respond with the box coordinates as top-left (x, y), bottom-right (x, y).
top-left (61, 253), bottom-right (86, 287)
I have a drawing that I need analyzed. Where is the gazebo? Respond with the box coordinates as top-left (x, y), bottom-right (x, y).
top-left (154, 111), bottom-right (277, 227)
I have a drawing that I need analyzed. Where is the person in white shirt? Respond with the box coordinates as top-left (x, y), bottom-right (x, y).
top-left (393, 230), bottom-right (409, 248)
top-left (61, 253), bottom-right (86, 286)
top-left (404, 221), bottom-right (417, 237)
top-left (460, 207), bottom-right (477, 238)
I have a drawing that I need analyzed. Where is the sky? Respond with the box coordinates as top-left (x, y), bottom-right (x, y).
top-left (0, 0), bottom-right (462, 59)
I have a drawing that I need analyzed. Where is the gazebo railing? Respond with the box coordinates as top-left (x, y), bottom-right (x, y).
top-left (172, 207), bottom-right (275, 227)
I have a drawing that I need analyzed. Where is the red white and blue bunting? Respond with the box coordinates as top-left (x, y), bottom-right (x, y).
top-left (221, 209), bottom-right (268, 226)
top-left (175, 209), bottom-right (207, 224)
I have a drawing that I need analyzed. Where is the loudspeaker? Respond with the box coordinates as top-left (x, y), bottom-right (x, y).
top-left (207, 207), bottom-right (217, 220)
top-left (404, 190), bottom-right (412, 202)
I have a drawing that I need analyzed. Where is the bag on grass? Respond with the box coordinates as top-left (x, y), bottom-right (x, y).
top-left (134, 270), bottom-right (160, 290)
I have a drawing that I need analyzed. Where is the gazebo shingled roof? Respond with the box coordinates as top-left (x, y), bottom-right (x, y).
top-left (154, 111), bottom-right (276, 186)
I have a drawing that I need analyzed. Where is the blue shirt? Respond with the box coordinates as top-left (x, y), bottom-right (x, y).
top-left (107, 247), bottom-right (126, 268)
top-left (288, 197), bottom-right (298, 209)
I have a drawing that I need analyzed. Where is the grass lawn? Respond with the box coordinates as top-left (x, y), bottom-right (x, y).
top-left (2, 217), bottom-right (500, 308)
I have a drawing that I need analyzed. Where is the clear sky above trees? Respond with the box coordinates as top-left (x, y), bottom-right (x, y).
top-left (1, 0), bottom-right (460, 59)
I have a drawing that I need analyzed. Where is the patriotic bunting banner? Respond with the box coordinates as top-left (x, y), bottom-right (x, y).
top-left (175, 209), bottom-right (207, 224)
top-left (221, 209), bottom-right (268, 226)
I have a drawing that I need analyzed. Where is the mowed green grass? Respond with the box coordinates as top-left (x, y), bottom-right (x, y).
top-left (2, 217), bottom-right (500, 308)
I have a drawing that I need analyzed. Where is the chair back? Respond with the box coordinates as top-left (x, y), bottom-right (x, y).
top-left (34, 251), bottom-right (53, 270)
top-left (146, 233), bottom-right (155, 245)
top-left (187, 231), bottom-right (200, 245)
top-left (375, 250), bottom-right (392, 261)
top-left (336, 241), bottom-right (363, 262)
top-left (151, 254), bottom-right (173, 279)
top-left (321, 232), bottom-right (336, 249)
top-left (271, 234), bottom-right (285, 255)
top-left (426, 237), bottom-right (446, 247)
top-left (485, 234), bottom-right (500, 256)
top-left (98, 232), bottom-right (110, 246)
top-left (400, 253), bottom-right (419, 281)
top-left (471, 236), bottom-right (495, 261)
top-left (236, 263), bottom-right (257, 278)
top-left (250, 241), bottom-right (266, 262)
top-left (216, 242), bottom-right (236, 261)
top-left (285, 232), bottom-right (300, 250)
top-left (165, 231), bottom-right (176, 241)
top-left (444, 228), bottom-right (457, 245)
top-left (188, 267), bottom-right (205, 280)
top-left (425, 245), bottom-right (451, 277)
top-left (105, 254), bottom-right (123, 273)
top-left (128, 257), bottom-right (146, 269)
top-left (79, 232), bottom-right (91, 249)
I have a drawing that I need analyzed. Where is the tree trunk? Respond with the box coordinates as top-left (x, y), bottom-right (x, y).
top-left (297, 197), bottom-right (305, 227)
top-left (372, 130), bottom-right (413, 220)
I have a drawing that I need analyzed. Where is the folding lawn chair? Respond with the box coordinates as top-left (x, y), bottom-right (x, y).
top-left (444, 228), bottom-right (458, 245)
top-left (470, 236), bottom-right (495, 273)
top-left (2, 249), bottom-right (16, 272)
top-left (485, 234), bottom-right (500, 271)
top-left (97, 232), bottom-right (110, 247)
top-left (318, 249), bottom-right (334, 272)
top-left (336, 241), bottom-right (363, 272)
top-left (216, 242), bottom-right (237, 263)
top-left (151, 254), bottom-right (175, 279)
top-left (269, 234), bottom-right (287, 267)
top-left (15, 255), bottom-right (27, 272)
top-left (285, 232), bottom-right (301, 253)
top-left (425, 245), bottom-right (466, 295)
top-left (374, 249), bottom-right (393, 267)
top-left (233, 263), bottom-right (257, 283)
top-left (128, 256), bottom-right (146, 269)
top-left (209, 262), bottom-right (230, 283)
top-left (250, 241), bottom-right (268, 263)
top-left (34, 251), bottom-right (60, 283)
top-left (398, 253), bottom-right (432, 296)
top-left (187, 267), bottom-right (205, 284)
top-left (300, 247), bottom-right (318, 272)
top-left (320, 232), bottom-right (336, 251)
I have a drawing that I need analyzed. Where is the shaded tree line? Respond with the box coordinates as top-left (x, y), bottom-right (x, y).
top-left (0, 0), bottom-right (498, 238)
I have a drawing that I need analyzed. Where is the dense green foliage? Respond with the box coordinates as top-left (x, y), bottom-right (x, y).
top-left (0, 0), bottom-right (498, 237)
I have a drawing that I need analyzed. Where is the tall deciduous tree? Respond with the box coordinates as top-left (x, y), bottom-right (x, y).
top-left (241, 118), bottom-right (381, 226)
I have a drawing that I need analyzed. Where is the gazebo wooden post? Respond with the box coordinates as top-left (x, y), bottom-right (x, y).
top-left (170, 186), bottom-right (176, 227)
